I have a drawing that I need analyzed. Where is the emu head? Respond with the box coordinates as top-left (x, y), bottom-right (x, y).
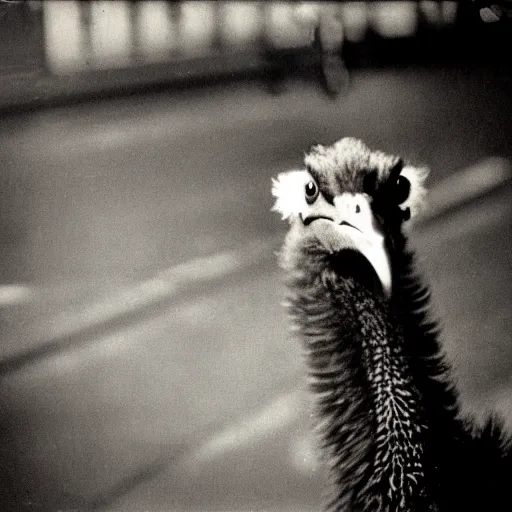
top-left (272, 138), bottom-right (429, 297)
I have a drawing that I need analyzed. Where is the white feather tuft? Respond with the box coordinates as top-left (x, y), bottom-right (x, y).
top-left (271, 170), bottom-right (310, 221)
top-left (401, 166), bottom-right (429, 219)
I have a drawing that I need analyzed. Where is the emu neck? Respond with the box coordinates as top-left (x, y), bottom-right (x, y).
top-left (349, 286), bottom-right (429, 512)
top-left (286, 251), bottom-right (432, 510)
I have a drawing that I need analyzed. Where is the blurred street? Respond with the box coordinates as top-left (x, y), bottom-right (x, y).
top-left (0, 65), bottom-right (510, 511)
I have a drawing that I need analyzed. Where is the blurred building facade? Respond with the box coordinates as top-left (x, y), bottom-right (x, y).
top-left (40, 1), bottom-right (459, 74)
top-left (0, 1), bottom-right (464, 108)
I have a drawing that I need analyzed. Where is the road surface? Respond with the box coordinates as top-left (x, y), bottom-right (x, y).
top-left (0, 68), bottom-right (510, 511)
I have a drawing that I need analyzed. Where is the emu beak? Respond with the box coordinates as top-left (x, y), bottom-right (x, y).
top-left (303, 193), bottom-right (392, 297)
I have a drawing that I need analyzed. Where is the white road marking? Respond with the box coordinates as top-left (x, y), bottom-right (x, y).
top-left (0, 284), bottom-right (34, 306)
top-left (418, 157), bottom-right (511, 222)
top-left (29, 238), bottom-right (271, 346)
top-left (185, 390), bottom-right (303, 469)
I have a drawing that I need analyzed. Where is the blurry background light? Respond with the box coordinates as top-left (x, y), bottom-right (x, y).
top-left (220, 2), bottom-right (262, 48)
top-left (340, 2), bottom-right (369, 43)
top-left (180, 1), bottom-right (217, 56)
top-left (419, 1), bottom-right (458, 27)
top-left (43, 0), bottom-right (85, 73)
top-left (265, 1), bottom-right (310, 48)
top-left (137, 1), bottom-right (177, 61)
top-left (441, 1), bottom-right (459, 24)
top-left (370, 1), bottom-right (418, 38)
top-left (90, 0), bottom-right (131, 68)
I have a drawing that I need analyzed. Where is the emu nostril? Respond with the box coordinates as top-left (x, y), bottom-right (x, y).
top-left (355, 204), bottom-right (361, 213)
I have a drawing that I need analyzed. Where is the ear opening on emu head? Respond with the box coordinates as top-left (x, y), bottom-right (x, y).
top-left (330, 249), bottom-right (384, 296)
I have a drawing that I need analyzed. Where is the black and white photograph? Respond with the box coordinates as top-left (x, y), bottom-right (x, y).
top-left (0, 1), bottom-right (510, 511)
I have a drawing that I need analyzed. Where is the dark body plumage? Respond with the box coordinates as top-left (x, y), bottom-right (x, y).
top-left (275, 139), bottom-right (512, 512)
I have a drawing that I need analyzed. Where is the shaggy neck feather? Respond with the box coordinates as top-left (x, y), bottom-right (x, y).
top-left (282, 239), bottom-right (437, 511)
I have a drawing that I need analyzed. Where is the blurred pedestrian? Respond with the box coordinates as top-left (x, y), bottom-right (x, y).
top-left (293, 2), bottom-right (348, 96)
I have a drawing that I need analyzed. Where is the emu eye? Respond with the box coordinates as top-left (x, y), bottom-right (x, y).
top-left (305, 180), bottom-right (319, 204)
top-left (394, 175), bottom-right (410, 204)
